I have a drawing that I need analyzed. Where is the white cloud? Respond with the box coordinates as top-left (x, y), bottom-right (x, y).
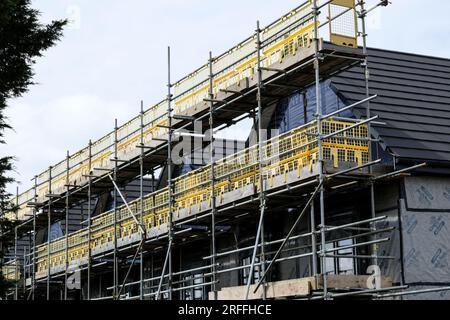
top-left (2, 93), bottom-right (135, 192)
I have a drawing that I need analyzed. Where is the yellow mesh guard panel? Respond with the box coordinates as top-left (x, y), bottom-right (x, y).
top-left (329, 0), bottom-right (358, 48)
top-left (33, 119), bottom-right (370, 278)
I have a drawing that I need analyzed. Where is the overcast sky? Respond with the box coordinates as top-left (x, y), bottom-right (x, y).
top-left (2, 0), bottom-right (450, 194)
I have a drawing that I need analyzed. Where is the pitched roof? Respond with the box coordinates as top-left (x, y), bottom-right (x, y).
top-left (331, 47), bottom-right (450, 165)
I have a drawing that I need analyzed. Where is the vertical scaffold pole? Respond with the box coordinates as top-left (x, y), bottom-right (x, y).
top-left (310, 202), bottom-right (318, 276)
top-left (245, 20), bottom-right (267, 300)
top-left (23, 247), bottom-right (27, 296)
top-left (87, 140), bottom-right (92, 300)
top-left (113, 119), bottom-right (119, 299)
top-left (257, 20), bottom-right (267, 300)
top-left (167, 46), bottom-right (174, 301)
top-left (14, 186), bottom-right (19, 300)
top-left (32, 176), bottom-right (37, 300)
top-left (208, 51), bottom-right (218, 300)
top-left (139, 100), bottom-right (145, 300)
top-left (359, 0), bottom-right (378, 267)
top-left (14, 225), bottom-right (18, 300)
top-left (150, 169), bottom-right (155, 294)
top-left (15, 186), bottom-right (19, 221)
top-left (46, 166), bottom-right (52, 300)
top-left (312, 0), bottom-right (328, 299)
top-left (64, 151), bottom-right (70, 300)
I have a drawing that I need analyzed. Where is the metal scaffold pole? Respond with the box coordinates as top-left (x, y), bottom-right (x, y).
top-left (208, 51), bottom-right (218, 300)
top-left (167, 46), bottom-right (174, 301)
top-left (257, 19), bottom-right (267, 300)
top-left (23, 247), bottom-right (27, 296)
top-left (312, 0), bottom-right (328, 300)
top-left (245, 20), bottom-right (267, 300)
top-left (15, 186), bottom-right (18, 221)
top-left (14, 225), bottom-right (18, 300)
top-left (64, 151), bottom-right (70, 300)
top-left (26, 215), bottom-right (32, 298)
top-left (87, 140), bottom-right (93, 300)
top-left (14, 187), bottom-right (19, 300)
top-left (358, 0), bottom-right (378, 267)
top-left (151, 168), bottom-right (156, 295)
top-left (310, 202), bottom-right (318, 276)
top-left (46, 166), bottom-right (52, 300)
top-left (113, 119), bottom-right (119, 299)
top-left (31, 176), bottom-right (37, 300)
top-left (139, 100), bottom-right (146, 300)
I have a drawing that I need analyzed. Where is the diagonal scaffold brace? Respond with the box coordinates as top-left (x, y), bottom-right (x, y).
top-left (253, 179), bottom-right (325, 295)
top-left (108, 174), bottom-right (146, 235)
top-left (107, 173), bottom-right (147, 299)
top-left (155, 238), bottom-right (173, 300)
top-left (116, 238), bottom-right (146, 298)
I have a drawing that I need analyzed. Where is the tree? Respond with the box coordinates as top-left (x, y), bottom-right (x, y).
top-left (0, 0), bottom-right (67, 298)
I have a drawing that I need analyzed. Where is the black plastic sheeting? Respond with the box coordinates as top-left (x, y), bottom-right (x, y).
top-left (268, 79), bottom-right (352, 134)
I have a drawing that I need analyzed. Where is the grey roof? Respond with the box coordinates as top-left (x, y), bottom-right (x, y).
top-left (331, 47), bottom-right (450, 165)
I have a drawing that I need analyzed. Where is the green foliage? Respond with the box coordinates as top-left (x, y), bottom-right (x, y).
top-left (0, 0), bottom-right (67, 298)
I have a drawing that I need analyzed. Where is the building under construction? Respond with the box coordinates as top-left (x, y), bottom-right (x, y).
top-left (2, 0), bottom-right (450, 300)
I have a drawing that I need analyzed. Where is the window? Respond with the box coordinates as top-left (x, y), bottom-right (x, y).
top-left (337, 239), bottom-right (355, 275)
top-left (193, 274), bottom-right (204, 300)
top-left (183, 275), bottom-right (193, 301)
top-left (241, 256), bottom-right (261, 285)
top-left (181, 273), bottom-right (205, 300)
top-left (321, 239), bottom-right (356, 275)
top-left (324, 243), bottom-right (336, 275)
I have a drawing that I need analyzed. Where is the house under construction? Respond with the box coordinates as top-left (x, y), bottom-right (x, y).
top-left (2, 0), bottom-right (450, 300)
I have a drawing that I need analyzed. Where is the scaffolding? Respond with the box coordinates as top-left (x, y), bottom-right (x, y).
top-left (2, 0), bottom-right (450, 301)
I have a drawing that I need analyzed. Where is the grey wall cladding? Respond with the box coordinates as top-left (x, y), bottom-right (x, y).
top-left (400, 200), bottom-right (450, 284)
top-left (404, 176), bottom-right (450, 211)
top-left (375, 209), bottom-right (402, 285)
top-left (375, 182), bottom-right (402, 285)
top-left (400, 176), bottom-right (450, 299)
